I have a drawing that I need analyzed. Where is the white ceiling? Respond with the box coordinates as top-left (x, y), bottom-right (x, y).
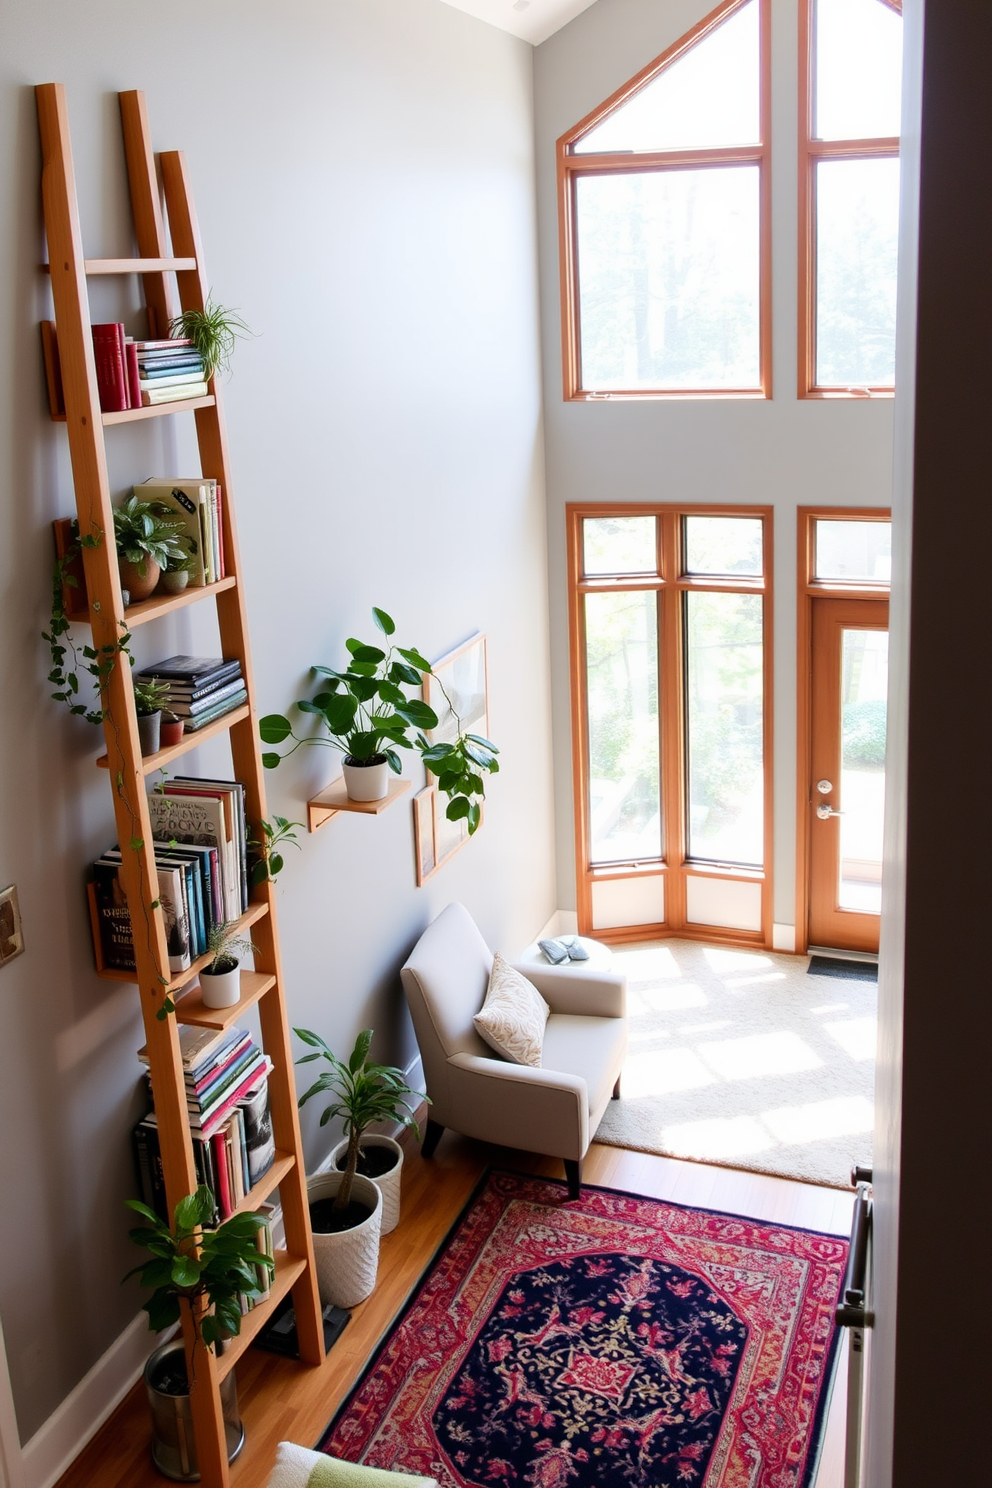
top-left (439, 0), bottom-right (599, 46)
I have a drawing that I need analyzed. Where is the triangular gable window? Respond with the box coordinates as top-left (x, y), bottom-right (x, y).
top-left (557, 0), bottom-right (770, 399)
top-left (574, 0), bottom-right (760, 155)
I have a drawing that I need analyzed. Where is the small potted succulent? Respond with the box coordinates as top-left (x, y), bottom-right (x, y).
top-left (260, 607), bottom-right (498, 821)
top-left (133, 676), bottom-right (172, 756)
top-left (157, 548), bottom-right (198, 597)
top-left (297, 1026), bottom-right (426, 1297)
top-left (198, 921), bottom-right (259, 1009)
top-left (124, 1184), bottom-right (272, 1480)
top-left (113, 494), bottom-right (186, 602)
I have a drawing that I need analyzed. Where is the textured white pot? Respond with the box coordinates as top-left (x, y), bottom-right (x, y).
top-left (199, 960), bottom-right (242, 1009)
top-left (331, 1134), bottom-right (403, 1235)
top-left (342, 756), bottom-right (390, 802)
top-left (307, 1171), bottom-right (382, 1308)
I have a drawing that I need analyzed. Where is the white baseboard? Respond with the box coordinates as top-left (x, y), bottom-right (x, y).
top-left (772, 922), bottom-right (797, 953)
top-left (20, 1313), bottom-right (172, 1488)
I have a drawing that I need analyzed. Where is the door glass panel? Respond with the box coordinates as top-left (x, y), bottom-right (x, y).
top-left (815, 156), bottom-right (900, 388)
top-left (815, 519), bottom-right (891, 581)
top-left (814, 0), bottom-right (903, 143)
top-left (573, 0), bottom-right (760, 155)
top-left (839, 627), bottom-right (888, 911)
top-left (585, 591), bottom-right (662, 864)
top-left (685, 591), bottom-right (763, 866)
top-left (684, 516), bottom-right (763, 576)
top-left (583, 516), bottom-right (658, 576)
top-left (575, 166), bottom-right (761, 391)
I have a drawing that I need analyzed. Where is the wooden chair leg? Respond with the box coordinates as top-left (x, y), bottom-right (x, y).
top-left (612, 1076), bottom-right (621, 1100)
top-left (422, 1119), bottom-right (444, 1158)
top-left (564, 1158), bottom-right (582, 1201)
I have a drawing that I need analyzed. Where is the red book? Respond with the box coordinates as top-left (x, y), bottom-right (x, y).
top-left (211, 1128), bottom-right (233, 1218)
top-left (124, 342), bottom-right (141, 410)
top-left (91, 323), bottom-right (127, 411)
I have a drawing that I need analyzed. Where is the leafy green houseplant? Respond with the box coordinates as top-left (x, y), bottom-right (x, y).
top-left (259, 607), bottom-right (498, 829)
top-left (133, 676), bottom-right (172, 756)
top-left (170, 298), bottom-right (251, 380)
top-left (114, 494), bottom-right (186, 602)
top-left (124, 1185), bottom-right (272, 1351)
top-left (248, 816), bottom-right (302, 886)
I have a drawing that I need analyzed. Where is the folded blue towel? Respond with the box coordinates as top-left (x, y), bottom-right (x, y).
top-left (538, 938), bottom-right (568, 964)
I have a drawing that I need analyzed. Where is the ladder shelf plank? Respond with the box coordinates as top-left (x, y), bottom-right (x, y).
top-left (215, 1252), bottom-right (307, 1383)
top-left (173, 971), bottom-right (276, 1030)
top-left (95, 704), bottom-right (251, 774)
top-left (102, 394), bottom-right (215, 425)
top-left (230, 1150), bottom-right (295, 1220)
top-left (42, 256), bottom-right (198, 274)
top-left (86, 892), bottom-right (270, 989)
top-left (64, 575), bottom-right (236, 627)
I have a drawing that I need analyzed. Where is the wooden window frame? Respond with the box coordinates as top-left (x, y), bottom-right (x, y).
top-left (568, 504), bottom-right (774, 948)
top-left (798, 0), bottom-right (903, 398)
top-left (557, 0), bottom-right (772, 402)
top-left (794, 506), bottom-right (891, 951)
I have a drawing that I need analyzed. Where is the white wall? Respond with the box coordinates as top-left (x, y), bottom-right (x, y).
top-left (0, 0), bottom-right (554, 1447)
top-left (534, 0), bottom-right (895, 928)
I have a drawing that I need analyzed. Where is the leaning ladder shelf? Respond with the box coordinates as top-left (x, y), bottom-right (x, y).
top-left (36, 83), bottom-right (325, 1488)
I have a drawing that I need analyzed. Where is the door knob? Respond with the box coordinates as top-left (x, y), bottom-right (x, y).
top-left (816, 779), bottom-right (833, 794)
top-left (816, 803), bottom-right (844, 819)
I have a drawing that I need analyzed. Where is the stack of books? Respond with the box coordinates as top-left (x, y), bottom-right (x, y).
top-left (89, 774), bottom-right (250, 973)
top-left (134, 1024), bottom-right (275, 1222)
top-left (137, 657), bottom-right (246, 735)
top-left (135, 478), bottom-right (225, 583)
top-left (134, 337), bottom-right (208, 406)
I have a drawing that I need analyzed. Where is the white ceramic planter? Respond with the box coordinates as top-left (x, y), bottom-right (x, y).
top-left (199, 960), bottom-right (242, 1009)
top-left (330, 1134), bottom-right (403, 1235)
top-left (308, 1171), bottom-right (382, 1307)
top-left (342, 756), bottom-right (390, 802)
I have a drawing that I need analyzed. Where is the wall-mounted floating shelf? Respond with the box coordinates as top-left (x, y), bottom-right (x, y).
top-left (307, 776), bottom-right (411, 833)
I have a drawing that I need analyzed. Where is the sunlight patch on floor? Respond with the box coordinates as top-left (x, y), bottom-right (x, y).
top-left (723, 972), bottom-right (788, 989)
top-left (697, 1031), bottom-right (824, 1081)
top-left (622, 1048), bottom-right (719, 1097)
top-left (761, 1095), bottom-right (875, 1144)
top-left (823, 1017), bottom-right (877, 1061)
top-left (618, 946), bottom-right (683, 979)
top-left (632, 982), bottom-right (709, 1013)
top-left (702, 947), bottom-right (775, 973)
top-left (660, 1114), bottom-right (776, 1158)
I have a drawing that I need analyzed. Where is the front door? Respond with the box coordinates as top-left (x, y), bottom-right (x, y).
top-left (808, 597), bottom-right (889, 953)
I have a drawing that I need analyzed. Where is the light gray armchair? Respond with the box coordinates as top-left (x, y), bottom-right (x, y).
top-left (400, 903), bottom-right (627, 1198)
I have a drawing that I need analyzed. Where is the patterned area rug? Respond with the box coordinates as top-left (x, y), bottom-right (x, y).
top-left (320, 1171), bottom-right (848, 1488)
top-left (594, 939), bottom-right (876, 1188)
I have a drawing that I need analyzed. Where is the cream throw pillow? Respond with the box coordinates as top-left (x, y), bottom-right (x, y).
top-left (474, 954), bottom-right (550, 1067)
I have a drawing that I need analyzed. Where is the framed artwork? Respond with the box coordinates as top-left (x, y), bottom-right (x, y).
top-left (0, 885), bottom-right (24, 965)
top-left (424, 633), bottom-right (489, 873)
top-left (413, 785), bottom-right (437, 886)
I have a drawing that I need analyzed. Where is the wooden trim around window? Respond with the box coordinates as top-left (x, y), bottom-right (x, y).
top-left (794, 507), bottom-right (891, 952)
top-left (557, 0), bottom-right (771, 402)
top-left (568, 503), bottom-right (774, 949)
top-left (798, 0), bottom-right (902, 398)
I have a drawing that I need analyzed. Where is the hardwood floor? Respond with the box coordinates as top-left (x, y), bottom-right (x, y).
top-left (55, 1134), bottom-right (855, 1488)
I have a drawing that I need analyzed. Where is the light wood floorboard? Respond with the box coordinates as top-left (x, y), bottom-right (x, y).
top-left (54, 1134), bottom-right (854, 1488)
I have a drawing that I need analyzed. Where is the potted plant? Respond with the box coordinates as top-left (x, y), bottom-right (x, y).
top-left (296, 1027), bottom-right (427, 1248)
top-left (133, 676), bottom-right (172, 756)
top-left (169, 298), bottom-right (251, 380)
top-left (159, 709), bottom-right (185, 748)
top-left (157, 548), bottom-right (197, 596)
top-left (124, 1184), bottom-right (272, 1480)
top-left (259, 607), bottom-right (498, 823)
top-left (198, 921), bottom-right (259, 1009)
top-left (113, 494), bottom-right (187, 602)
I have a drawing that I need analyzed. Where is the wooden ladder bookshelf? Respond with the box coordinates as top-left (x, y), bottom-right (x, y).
top-left (36, 83), bottom-right (325, 1488)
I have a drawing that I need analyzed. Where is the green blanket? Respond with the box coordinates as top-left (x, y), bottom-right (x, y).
top-left (307, 1456), bottom-right (431, 1488)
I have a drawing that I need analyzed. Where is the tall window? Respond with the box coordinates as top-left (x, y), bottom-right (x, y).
top-left (800, 0), bottom-right (904, 395)
top-left (569, 507), bottom-right (772, 942)
top-left (557, 0), bottom-right (771, 399)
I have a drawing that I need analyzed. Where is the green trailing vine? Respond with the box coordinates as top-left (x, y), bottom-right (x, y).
top-left (44, 524), bottom-right (174, 1017)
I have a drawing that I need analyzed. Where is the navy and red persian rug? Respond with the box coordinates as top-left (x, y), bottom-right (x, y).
top-left (320, 1171), bottom-right (848, 1488)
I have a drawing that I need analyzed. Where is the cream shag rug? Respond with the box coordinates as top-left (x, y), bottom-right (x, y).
top-left (594, 939), bottom-right (875, 1189)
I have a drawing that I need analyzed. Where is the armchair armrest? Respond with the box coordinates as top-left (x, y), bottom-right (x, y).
top-left (446, 1052), bottom-right (589, 1160)
top-left (510, 963), bottom-right (627, 1019)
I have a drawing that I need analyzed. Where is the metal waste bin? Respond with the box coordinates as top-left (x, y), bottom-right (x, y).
top-left (144, 1339), bottom-right (244, 1481)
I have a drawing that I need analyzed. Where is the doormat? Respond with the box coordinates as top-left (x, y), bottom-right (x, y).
top-left (807, 956), bottom-right (878, 983)
top-left (319, 1170), bottom-right (848, 1488)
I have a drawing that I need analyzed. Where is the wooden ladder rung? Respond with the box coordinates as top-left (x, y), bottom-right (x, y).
top-left (42, 256), bottom-right (197, 275)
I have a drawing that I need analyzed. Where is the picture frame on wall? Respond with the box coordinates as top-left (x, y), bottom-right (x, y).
top-left (413, 785), bottom-right (437, 886)
top-left (424, 632), bottom-right (489, 874)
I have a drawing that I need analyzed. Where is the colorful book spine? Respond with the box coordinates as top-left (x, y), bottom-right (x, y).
top-left (124, 341), bottom-right (141, 409)
top-left (91, 323), bottom-right (128, 412)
